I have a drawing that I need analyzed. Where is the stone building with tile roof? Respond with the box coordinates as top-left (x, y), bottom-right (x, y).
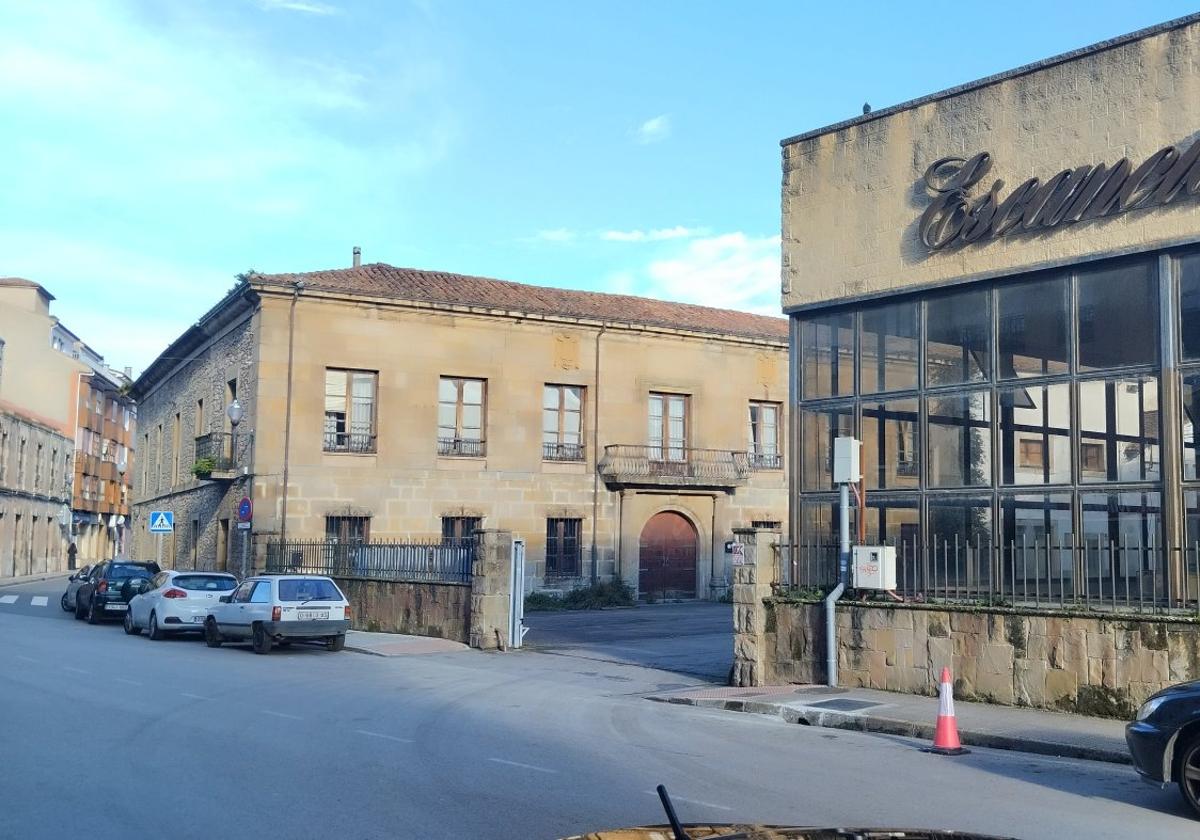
top-left (130, 260), bottom-right (788, 602)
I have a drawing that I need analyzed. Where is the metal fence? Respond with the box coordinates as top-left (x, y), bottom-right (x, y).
top-left (265, 540), bottom-right (473, 584)
top-left (776, 538), bottom-right (1200, 615)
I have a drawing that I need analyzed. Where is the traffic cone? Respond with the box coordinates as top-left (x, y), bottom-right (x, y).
top-left (923, 666), bottom-right (969, 755)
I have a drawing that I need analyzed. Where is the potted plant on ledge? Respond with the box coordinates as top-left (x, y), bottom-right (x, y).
top-left (191, 457), bottom-right (216, 480)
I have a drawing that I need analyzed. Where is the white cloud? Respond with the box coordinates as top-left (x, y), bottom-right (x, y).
top-left (622, 232), bottom-right (783, 316)
top-left (532, 228), bottom-right (576, 243)
top-left (258, 0), bottom-right (340, 14)
top-left (634, 114), bottom-right (671, 145)
top-left (601, 226), bottom-right (706, 243)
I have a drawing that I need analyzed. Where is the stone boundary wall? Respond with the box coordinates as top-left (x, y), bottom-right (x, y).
top-left (335, 577), bottom-right (471, 643)
top-left (763, 598), bottom-right (1200, 716)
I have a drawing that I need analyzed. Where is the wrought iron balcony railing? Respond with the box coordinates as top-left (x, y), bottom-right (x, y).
top-left (324, 431), bottom-right (377, 454)
top-left (748, 451), bottom-right (783, 470)
top-left (543, 441), bottom-right (585, 462)
top-left (194, 432), bottom-right (251, 477)
top-left (438, 437), bottom-right (486, 457)
top-left (597, 445), bottom-right (751, 488)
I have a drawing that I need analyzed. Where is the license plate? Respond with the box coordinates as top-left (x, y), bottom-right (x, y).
top-left (190, 615), bottom-right (205, 623)
top-left (297, 610), bottom-right (329, 621)
top-left (107, 603), bottom-right (128, 611)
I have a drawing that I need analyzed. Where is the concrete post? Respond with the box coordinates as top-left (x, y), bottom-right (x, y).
top-left (730, 527), bottom-right (777, 687)
top-left (470, 529), bottom-right (514, 651)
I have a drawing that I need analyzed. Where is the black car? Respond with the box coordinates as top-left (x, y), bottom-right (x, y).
top-left (1126, 679), bottom-right (1200, 817)
top-left (72, 561), bottom-right (161, 624)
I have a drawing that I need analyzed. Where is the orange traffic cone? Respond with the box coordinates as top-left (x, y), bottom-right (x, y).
top-left (923, 666), bottom-right (969, 756)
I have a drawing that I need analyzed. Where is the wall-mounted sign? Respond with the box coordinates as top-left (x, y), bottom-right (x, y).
top-left (918, 138), bottom-right (1200, 250)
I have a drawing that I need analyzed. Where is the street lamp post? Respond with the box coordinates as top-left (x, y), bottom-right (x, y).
top-left (226, 400), bottom-right (249, 576)
top-left (116, 457), bottom-right (128, 559)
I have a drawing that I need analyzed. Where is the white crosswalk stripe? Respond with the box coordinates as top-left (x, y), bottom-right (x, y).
top-left (30, 596), bottom-right (48, 607)
top-left (0, 595), bottom-right (17, 605)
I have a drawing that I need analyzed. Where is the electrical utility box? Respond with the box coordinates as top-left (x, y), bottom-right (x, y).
top-left (832, 437), bottom-right (861, 484)
top-left (852, 546), bottom-right (897, 590)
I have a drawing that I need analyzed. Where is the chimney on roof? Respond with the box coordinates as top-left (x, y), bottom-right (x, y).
top-left (123, 366), bottom-right (132, 380)
top-left (352, 246), bottom-right (361, 268)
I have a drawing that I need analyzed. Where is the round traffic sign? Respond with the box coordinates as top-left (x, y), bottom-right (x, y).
top-left (237, 496), bottom-right (253, 522)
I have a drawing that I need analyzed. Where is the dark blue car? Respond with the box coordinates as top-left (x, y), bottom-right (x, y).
top-left (1126, 679), bottom-right (1200, 818)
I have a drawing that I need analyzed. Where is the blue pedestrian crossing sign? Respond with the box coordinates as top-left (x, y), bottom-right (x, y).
top-left (148, 511), bottom-right (174, 533)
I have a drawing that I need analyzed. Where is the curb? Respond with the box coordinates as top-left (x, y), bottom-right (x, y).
top-left (649, 696), bottom-right (1131, 765)
top-left (0, 573), bottom-right (69, 589)
top-left (345, 645), bottom-right (387, 658)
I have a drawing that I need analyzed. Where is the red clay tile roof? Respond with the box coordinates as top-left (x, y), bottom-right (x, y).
top-left (251, 263), bottom-right (787, 343)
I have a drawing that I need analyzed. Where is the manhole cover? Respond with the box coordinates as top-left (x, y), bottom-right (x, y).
top-left (803, 698), bottom-right (884, 712)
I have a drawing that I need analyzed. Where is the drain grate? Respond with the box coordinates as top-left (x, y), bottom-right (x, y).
top-left (803, 698), bottom-right (884, 712)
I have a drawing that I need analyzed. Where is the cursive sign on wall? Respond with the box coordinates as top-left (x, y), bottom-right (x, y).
top-left (918, 139), bottom-right (1200, 250)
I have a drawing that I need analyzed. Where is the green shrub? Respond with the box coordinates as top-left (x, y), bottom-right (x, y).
top-left (525, 581), bottom-right (636, 612)
top-left (524, 591), bottom-right (566, 612)
top-left (191, 457), bottom-right (216, 478)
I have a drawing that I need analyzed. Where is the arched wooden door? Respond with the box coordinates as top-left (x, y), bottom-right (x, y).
top-left (638, 511), bottom-right (698, 599)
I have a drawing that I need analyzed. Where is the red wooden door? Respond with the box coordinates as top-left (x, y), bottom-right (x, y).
top-left (638, 512), bottom-right (698, 599)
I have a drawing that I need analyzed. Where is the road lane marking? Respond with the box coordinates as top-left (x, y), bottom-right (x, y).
top-left (30, 596), bottom-right (48, 607)
top-left (115, 678), bottom-right (143, 686)
top-left (16, 655), bottom-right (36, 663)
top-left (63, 666), bottom-right (90, 675)
top-left (488, 758), bottom-right (557, 774)
top-left (181, 692), bottom-right (208, 700)
top-left (354, 729), bottom-right (413, 744)
top-left (0, 595), bottom-right (17, 604)
top-left (644, 791), bottom-right (731, 812)
top-left (262, 710), bottom-right (303, 720)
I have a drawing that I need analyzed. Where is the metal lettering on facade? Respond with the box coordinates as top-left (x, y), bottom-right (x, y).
top-left (918, 139), bottom-right (1200, 250)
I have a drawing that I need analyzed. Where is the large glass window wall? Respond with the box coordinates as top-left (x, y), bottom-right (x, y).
top-left (795, 253), bottom-right (1173, 582)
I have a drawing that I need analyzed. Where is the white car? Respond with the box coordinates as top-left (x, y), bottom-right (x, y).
top-left (124, 571), bottom-right (239, 639)
top-left (203, 575), bottom-right (350, 654)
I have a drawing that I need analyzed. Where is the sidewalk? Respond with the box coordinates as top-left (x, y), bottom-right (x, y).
top-left (0, 571), bottom-right (70, 589)
top-left (647, 683), bottom-right (1130, 764)
top-left (344, 630), bottom-right (469, 658)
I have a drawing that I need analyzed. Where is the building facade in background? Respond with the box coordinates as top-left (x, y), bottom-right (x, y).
top-left (782, 14), bottom-right (1200, 597)
top-left (130, 264), bottom-right (788, 599)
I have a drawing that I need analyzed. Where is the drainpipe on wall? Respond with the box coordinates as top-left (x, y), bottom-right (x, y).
top-left (279, 281), bottom-right (304, 548)
top-left (826, 480), bottom-right (851, 687)
top-left (590, 324), bottom-right (606, 583)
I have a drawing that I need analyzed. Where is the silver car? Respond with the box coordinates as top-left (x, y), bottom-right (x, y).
top-left (60, 565), bottom-right (93, 611)
top-left (203, 575), bottom-right (350, 654)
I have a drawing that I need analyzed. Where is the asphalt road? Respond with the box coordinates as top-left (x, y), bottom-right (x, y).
top-left (1, 576), bottom-right (1196, 840)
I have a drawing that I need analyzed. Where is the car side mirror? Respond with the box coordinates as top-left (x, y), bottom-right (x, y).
top-left (68, 574), bottom-right (76, 581)
top-left (219, 595), bottom-right (231, 603)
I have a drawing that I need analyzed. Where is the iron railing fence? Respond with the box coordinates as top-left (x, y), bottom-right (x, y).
top-left (438, 437), bottom-right (486, 457)
top-left (777, 537), bottom-right (1200, 615)
top-left (598, 445), bottom-right (751, 485)
top-left (264, 539), bottom-right (473, 584)
top-left (543, 441), bottom-right (585, 461)
top-left (194, 432), bottom-right (252, 473)
top-left (323, 431), bottom-right (376, 453)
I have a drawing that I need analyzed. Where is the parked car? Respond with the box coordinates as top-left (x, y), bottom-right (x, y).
top-left (124, 570), bottom-right (239, 639)
top-left (203, 575), bottom-right (350, 654)
top-left (72, 561), bottom-right (161, 624)
top-left (60, 565), bottom-right (93, 611)
top-left (1125, 679), bottom-right (1200, 817)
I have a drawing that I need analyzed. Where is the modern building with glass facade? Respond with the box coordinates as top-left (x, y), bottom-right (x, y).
top-left (781, 14), bottom-right (1200, 605)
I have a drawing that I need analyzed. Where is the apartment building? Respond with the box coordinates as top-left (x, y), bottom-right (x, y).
top-left (130, 262), bottom-right (788, 599)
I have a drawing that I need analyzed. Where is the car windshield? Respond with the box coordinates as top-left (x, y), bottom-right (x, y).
top-left (277, 579), bottom-right (342, 602)
top-left (110, 564), bottom-right (155, 580)
top-left (173, 574), bottom-right (237, 591)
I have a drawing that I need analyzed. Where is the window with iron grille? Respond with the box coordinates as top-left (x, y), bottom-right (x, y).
top-left (543, 384), bottom-right (584, 460)
top-left (324, 369), bottom-right (377, 453)
top-left (546, 518), bottom-right (581, 577)
top-left (325, 515), bottom-right (371, 544)
top-left (748, 401), bottom-right (781, 469)
top-left (438, 377), bottom-right (486, 456)
top-left (441, 516), bottom-right (480, 545)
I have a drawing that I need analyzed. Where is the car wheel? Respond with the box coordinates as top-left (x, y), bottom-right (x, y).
top-left (86, 597), bottom-right (99, 625)
top-left (61, 592), bottom-right (71, 612)
top-left (251, 623), bottom-right (273, 655)
top-left (204, 618), bottom-right (223, 648)
top-left (74, 595), bottom-right (86, 621)
top-left (123, 610), bottom-right (141, 636)
top-left (147, 611), bottom-right (163, 641)
top-left (1179, 736), bottom-right (1200, 817)
top-left (326, 634), bottom-right (346, 652)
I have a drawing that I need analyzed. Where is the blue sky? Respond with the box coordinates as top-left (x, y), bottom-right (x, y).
top-left (1, 0), bottom-right (1196, 373)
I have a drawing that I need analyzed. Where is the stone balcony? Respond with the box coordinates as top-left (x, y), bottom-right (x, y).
top-left (597, 444), bottom-right (751, 490)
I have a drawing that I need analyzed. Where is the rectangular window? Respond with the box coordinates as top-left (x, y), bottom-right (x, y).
top-left (172, 412), bottom-right (181, 484)
top-left (325, 515), bottom-right (370, 544)
top-left (998, 273), bottom-right (1070, 379)
top-left (747, 402), bottom-right (782, 469)
top-left (861, 398), bottom-right (919, 491)
top-left (1078, 378), bottom-right (1160, 483)
top-left (324, 369), bottom-right (378, 453)
top-left (927, 391), bottom-right (992, 488)
top-left (1184, 371), bottom-right (1200, 481)
top-left (34, 443), bottom-right (43, 488)
top-left (17, 439), bottom-right (25, 486)
top-left (927, 495), bottom-right (993, 591)
top-left (648, 392), bottom-right (688, 461)
top-left (195, 398), bottom-right (205, 437)
top-left (926, 287), bottom-right (991, 386)
top-left (1181, 254), bottom-right (1200, 362)
top-left (1000, 382), bottom-right (1071, 485)
top-left (1080, 491), bottom-right (1163, 585)
top-left (545, 518), bottom-right (581, 578)
top-left (438, 377), bottom-right (486, 457)
top-left (141, 433), bottom-right (149, 492)
top-left (1077, 260), bottom-right (1158, 371)
top-left (800, 312), bottom-right (854, 399)
top-left (441, 516), bottom-right (481, 545)
top-left (543, 385), bottom-right (584, 461)
top-left (860, 301), bottom-right (919, 394)
top-left (800, 403), bottom-right (853, 491)
top-left (191, 519), bottom-right (200, 568)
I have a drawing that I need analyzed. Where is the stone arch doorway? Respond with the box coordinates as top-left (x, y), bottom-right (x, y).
top-left (638, 511), bottom-right (698, 600)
